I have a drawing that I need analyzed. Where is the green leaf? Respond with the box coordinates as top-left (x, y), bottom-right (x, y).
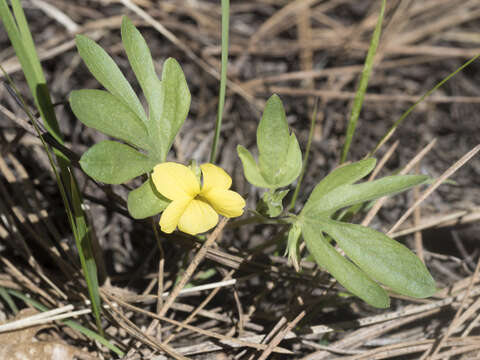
top-left (127, 177), bottom-right (170, 219)
top-left (237, 145), bottom-right (271, 188)
top-left (120, 16), bottom-right (163, 133)
top-left (75, 34), bottom-right (147, 123)
top-left (279, 133), bottom-right (302, 187)
top-left (257, 189), bottom-right (289, 218)
top-left (148, 58), bottom-right (191, 161)
top-left (317, 219), bottom-right (436, 298)
top-left (257, 95), bottom-right (302, 187)
top-left (80, 141), bottom-right (155, 184)
top-left (308, 174), bottom-right (428, 217)
top-left (286, 222), bottom-right (302, 271)
top-left (303, 158), bottom-right (376, 214)
top-left (69, 89), bottom-right (149, 149)
top-left (258, 94), bottom-right (290, 181)
top-left (121, 17), bottom-right (158, 111)
top-left (302, 223), bottom-right (389, 308)
top-left (238, 95), bottom-right (302, 189)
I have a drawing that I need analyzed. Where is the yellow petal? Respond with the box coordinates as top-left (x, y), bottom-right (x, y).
top-left (152, 162), bottom-right (200, 201)
top-left (159, 198), bottom-right (191, 233)
top-left (202, 188), bottom-right (245, 218)
top-left (178, 199), bottom-right (218, 235)
top-left (200, 163), bottom-right (232, 192)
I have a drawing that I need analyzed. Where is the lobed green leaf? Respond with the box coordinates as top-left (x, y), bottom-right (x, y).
top-left (127, 178), bottom-right (170, 219)
top-left (75, 34), bottom-right (147, 123)
top-left (303, 158), bottom-right (376, 214)
top-left (69, 89), bottom-right (149, 149)
top-left (317, 219), bottom-right (436, 298)
top-left (307, 174), bottom-right (428, 217)
top-left (121, 17), bottom-right (159, 114)
top-left (302, 223), bottom-right (389, 308)
top-left (286, 222), bottom-right (302, 271)
top-left (238, 95), bottom-right (302, 189)
top-left (257, 189), bottom-right (289, 218)
top-left (149, 58), bottom-right (191, 161)
top-left (80, 141), bottom-right (155, 184)
top-left (276, 133), bottom-right (302, 187)
top-left (258, 94), bottom-right (290, 183)
top-left (237, 145), bottom-right (271, 188)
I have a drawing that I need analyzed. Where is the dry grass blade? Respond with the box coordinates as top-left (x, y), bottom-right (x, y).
top-left (103, 291), bottom-right (293, 355)
top-left (158, 218), bottom-right (228, 317)
top-left (390, 208), bottom-right (480, 238)
top-left (0, 305), bottom-right (92, 333)
top-left (388, 144), bottom-right (480, 234)
top-left (420, 257), bottom-right (480, 359)
top-left (101, 295), bottom-right (189, 360)
top-left (258, 310), bottom-right (305, 360)
top-left (362, 138), bottom-right (437, 226)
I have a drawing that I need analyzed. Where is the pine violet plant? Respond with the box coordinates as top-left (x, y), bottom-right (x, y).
top-left (70, 16), bottom-right (436, 309)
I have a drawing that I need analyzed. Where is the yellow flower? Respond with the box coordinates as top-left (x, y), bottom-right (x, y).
top-left (152, 162), bottom-right (246, 235)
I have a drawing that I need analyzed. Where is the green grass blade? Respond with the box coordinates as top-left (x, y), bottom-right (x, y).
top-left (340, 0), bottom-right (386, 164)
top-left (0, 0), bottom-right (103, 335)
top-left (0, 0), bottom-right (62, 142)
top-left (370, 53), bottom-right (480, 156)
top-left (1, 67), bottom-right (104, 336)
top-left (210, 0), bottom-right (230, 163)
top-left (6, 289), bottom-right (124, 357)
top-left (0, 286), bottom-right (18, 314)
top-left (69, 173), bottom-right (103, 336)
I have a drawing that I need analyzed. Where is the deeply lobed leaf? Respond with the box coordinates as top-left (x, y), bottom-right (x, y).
top-left (80, 141), bottom-right (156, 184)
top-left (127, 178), bottom-right (170, 219)
top-left (75, 34), bottom-right (147, 124)
top-left (121, 16), bottom-right (159, 118)
top-left (306, 174), bottom-right (428, 218)
top-left (69, 89), bottom-right (149, 149)
top-left (237, 145), bottom-right (271, 188)
top-left (317, 219), bottom-right (436, 298)
top-left (149, 58), bottom-right (191, 161)
top-left (299, 158), bottom-right (435, 306)
top-left (237, 94), bottom-right (302, 189)
top-left (302, 224), bottom-right (390, 308)
top-left (257, 94), bottom-right (290, 182)
top-left (303, 158), bottom-right (376, 214)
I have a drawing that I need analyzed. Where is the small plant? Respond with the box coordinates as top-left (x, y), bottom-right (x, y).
top-left (70, 16), bottom-right (436, 308)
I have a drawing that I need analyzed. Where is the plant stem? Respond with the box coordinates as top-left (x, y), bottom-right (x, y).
top-left (370, 52), bottom-right (480, 157)
top-left (340, 0), bottom-right (385, 164)
top-left (210, 0), bottom-right (230, 163)
top-left (288, 98), bottom-right (318, 211)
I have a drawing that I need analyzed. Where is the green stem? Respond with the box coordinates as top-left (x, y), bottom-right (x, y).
top-left (288, 98), bottom-right (318, 211)
top-left (210, 0), bottom-right (230, 163)
top-left (370, 52), bottom-right (480, 156)
top-left (227, 213), bottom-right (291, 229)
top-left (340, 0), bottom-right (386, 164)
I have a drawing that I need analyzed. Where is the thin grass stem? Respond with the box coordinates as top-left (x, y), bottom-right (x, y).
top-left (210, 0), bottom-right (230, 163)
top-left (340, 0), bottom-right (386, 164)
top-left (370, 53), bottom-right (480, 157)
top-left (288, 98), bottom-right (318, 211)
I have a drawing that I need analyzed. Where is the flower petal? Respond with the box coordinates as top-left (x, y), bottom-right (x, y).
top-left (202, 188), bottom-right (245, 218)
top-left (152, 162), bottom-right (200, 200)
top-left (178, 199), bottom-right (218, 235)
top-left (200, 163), bottom-right (232, 192)
top-left (159, 198), bottom-right (191, 233)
